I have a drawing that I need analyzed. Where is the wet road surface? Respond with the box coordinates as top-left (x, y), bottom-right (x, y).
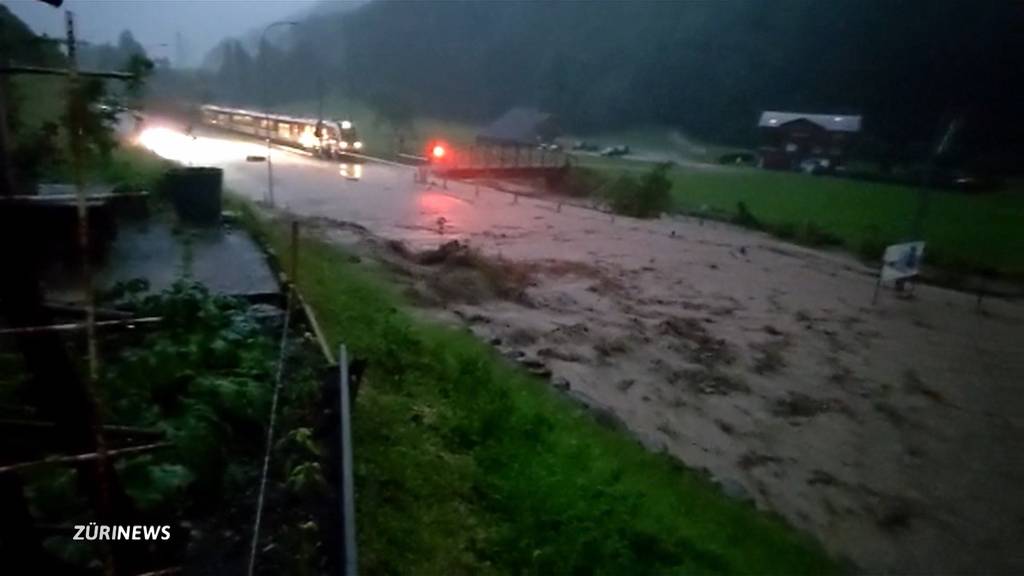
top-left (135, 123), bottom-right (622, 249)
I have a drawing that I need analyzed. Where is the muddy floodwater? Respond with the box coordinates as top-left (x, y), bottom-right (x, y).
top-left (144, 129), bottom-right (1024, 574)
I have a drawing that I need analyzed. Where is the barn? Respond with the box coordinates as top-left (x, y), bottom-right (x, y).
top-left (476, 108), bottom-right (560, 147)
top-left (758, 111), bottom-right (862, 171)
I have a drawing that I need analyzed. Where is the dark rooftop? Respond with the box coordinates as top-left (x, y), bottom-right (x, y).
top-left (477, 107), bottom-right (557, 145)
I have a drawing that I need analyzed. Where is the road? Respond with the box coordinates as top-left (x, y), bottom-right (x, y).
top-left (135, 121), bottom-right (602, 249)
top-left (136, 121), bottom-right (1024, 575)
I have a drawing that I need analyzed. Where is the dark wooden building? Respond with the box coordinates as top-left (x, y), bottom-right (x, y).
top-left (476, 107), bottom-right (560, 147)
top-left (758, 111), bottom-right (862, 171)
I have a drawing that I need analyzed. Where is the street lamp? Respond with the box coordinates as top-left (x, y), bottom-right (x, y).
top-left (259, 20), bottom-right (298, 206)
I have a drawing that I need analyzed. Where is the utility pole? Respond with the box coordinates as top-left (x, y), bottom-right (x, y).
top-left (66, 12), bottom-right (115, 574)
top-left (912, 116), bottom-right (960, 239)
top-left (259, 20), bottom-right (298, 207)
top-left (0, 4), bottom-right (24, 197)
top-left (317, 74), bottom-right (324, 125)
top-left (0, 60), bottom-right (18, 197)
top-left (175, 30), bottom-right (185, 69)
top-left (65, 11), bottom-right (100, 382)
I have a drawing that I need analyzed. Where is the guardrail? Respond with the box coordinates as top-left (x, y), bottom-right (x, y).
top-left (443, 143), bottom-right (567, 170)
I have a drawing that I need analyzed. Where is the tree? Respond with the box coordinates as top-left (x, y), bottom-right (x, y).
top-left (216, 40), bottom-right (255, 104)
top-left (65, 76), bottom-right (118, 163)
top-left (117, 30), bottom-right (145, 60)
top-left (197, 0), bottom-right (1022, 162)
top-left (372, 91), bottom-right (414, 151)
top-left (122, 53), bottom-right (155, 104)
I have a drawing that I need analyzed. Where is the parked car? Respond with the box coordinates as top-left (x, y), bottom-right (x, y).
top-left (600, 144), bottom-right (630, 157)
top-left (718, 152), bottom-right (756, 166)
top-left (798, 157), bottom-right (833, 175)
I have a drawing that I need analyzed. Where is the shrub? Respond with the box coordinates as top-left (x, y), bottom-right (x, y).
top-left (101, 281), bottom-right (279, 504)
top-left (605, 163), bottom-right (674, 218)
top-left (797, 221), bottom-right (843, 247)
top-left (732, 201), bottom-right (762, 229)
top-left (857, 238), bottom-right (887, 262)
top-left (772, 222), bottom-right (797, 239)
top-left (559, 165), bottom-right (607, 197)
top-left (856, 226), bottom-right (887, 261)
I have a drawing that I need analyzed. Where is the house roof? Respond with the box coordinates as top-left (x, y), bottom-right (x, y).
top-left (758, 111), bottom-right (862, 133)
top-left (477, 107), bottom-right (555, 144)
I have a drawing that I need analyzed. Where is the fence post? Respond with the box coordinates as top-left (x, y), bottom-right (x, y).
top-left (338, 344), bottom-right (358, 576)
top-left (290, 220), bottom-right (299, 288)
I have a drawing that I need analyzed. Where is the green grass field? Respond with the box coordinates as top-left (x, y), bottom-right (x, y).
top-left (237, 205), bottom-right (837, 575)
top-left (680, 171), bottom-right (1024, 277)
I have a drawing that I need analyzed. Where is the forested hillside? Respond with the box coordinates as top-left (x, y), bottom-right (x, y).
top-left (205, 0), bottom-right (1019, 157)
top-left (0, 4), bottom-right (63, 67)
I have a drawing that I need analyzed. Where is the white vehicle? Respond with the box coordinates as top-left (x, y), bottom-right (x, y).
top-left (199, 104), bottom-right (363, 159)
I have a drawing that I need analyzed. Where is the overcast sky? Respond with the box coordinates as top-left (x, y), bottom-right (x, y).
top-left (3, 0), bottom-right (324, 67)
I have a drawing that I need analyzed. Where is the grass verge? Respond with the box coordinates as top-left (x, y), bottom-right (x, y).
top-left (88, 145), bottom-right (174, 188)
top-left (234, 201), bottom-right (837, 575)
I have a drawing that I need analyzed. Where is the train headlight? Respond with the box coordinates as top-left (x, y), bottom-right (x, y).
top-left (339, 141), bottom-right (350, 149)
top-left (353, 141), bottom-right (363, 150)
top-left (298, 130), bottom-right (318, 148)
top-left (341, 121), bottom-right (352, 130)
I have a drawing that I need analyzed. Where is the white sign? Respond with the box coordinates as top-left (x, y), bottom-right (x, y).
top-left (881, 241), bottom-right (925, 283)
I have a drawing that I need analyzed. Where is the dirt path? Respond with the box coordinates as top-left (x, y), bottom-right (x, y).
top-left (294, 179), bottom-right (1024, 574)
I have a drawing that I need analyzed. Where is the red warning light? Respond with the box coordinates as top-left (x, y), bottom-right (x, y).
top-left (432, 144), bottom-right (446, 159)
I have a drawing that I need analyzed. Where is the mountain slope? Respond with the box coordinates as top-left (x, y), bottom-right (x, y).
top-left (205, 0), bottom-right (1023, 150)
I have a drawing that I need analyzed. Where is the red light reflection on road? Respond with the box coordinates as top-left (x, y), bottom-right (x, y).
top-left (417, 192), bottom-right (463, 215)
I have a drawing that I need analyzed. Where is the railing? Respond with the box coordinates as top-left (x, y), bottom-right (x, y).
top-left (447, 143), bottom-right (568, 170)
